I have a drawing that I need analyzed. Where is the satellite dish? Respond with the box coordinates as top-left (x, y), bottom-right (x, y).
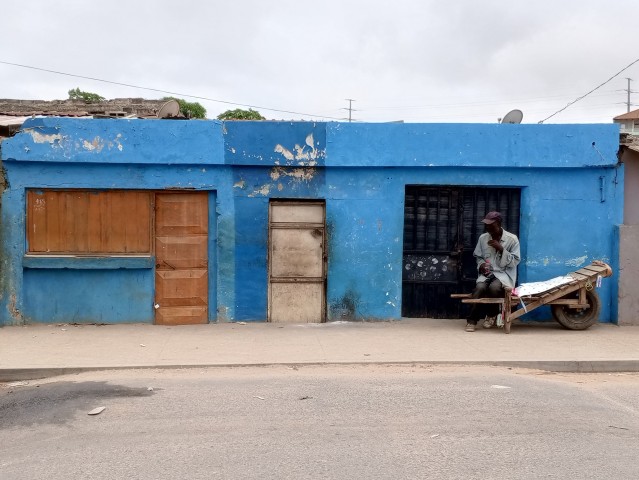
top-left (500, 109), bottom-right (523, 124)
top-left (157, 99), bottom-right (180, 118)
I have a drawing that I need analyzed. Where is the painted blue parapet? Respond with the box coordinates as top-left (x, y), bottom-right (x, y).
top-left (224, 121), bottom-right (326, 167)
top-left (0, 117), bottom-right (623, 325)
top-left (325, 122), bottom-right (619, 168)
top-left (2, 117), bottom-right (224, 165)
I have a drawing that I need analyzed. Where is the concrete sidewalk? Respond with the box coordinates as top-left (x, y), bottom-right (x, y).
top-left (1, 319), bottom-right (639, 381)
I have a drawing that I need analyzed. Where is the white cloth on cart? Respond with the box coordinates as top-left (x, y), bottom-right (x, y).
top-left (512, 275), bottom-right (575, 297)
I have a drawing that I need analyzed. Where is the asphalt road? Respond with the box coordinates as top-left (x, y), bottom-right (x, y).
top-left (1, 365), bottom-right (638, 480)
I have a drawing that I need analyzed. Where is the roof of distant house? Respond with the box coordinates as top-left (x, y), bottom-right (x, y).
top-left (0, 98), bottom-right (178, 119)
top-left (613, 108), bottom-right (639, 121)
top-left (0, 98), bottom-right (187, 140)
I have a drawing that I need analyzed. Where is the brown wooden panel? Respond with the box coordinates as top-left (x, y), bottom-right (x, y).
top-left (27, 190), bottom-right (151, 254)
top-left (130, 191), bottom-right (152, 253)
top-left (154, 192), bottom-right (209, 325)
top-left (155, 306), bottom-right (208, 325)
top-left (155, 269), bottom-right (208, 306)
top-left (107, 191), bottom-right (126, 252)
top-left (45, 191), bottom-right (61, 252)
top-left (155, 193), bottom-right (208, 236)
top-left (70, 191), bottom-right (89, 252)
top-left (27, 191), bottom-right (47, 252)
top-left (156, 236), bottom-right (208, 269)
top-left (87, 191), bottom-right (102, 252)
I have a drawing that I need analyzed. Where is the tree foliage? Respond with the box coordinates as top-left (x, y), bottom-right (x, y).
top-left (163, 97), bottom-right (207, 119)
top-left (217, 108), bottom-right (265, 120)
top-left (68, 88), bottom-right (105, 103)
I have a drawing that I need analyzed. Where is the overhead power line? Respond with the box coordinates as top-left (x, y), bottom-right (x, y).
top-left (0, 60), bottom-right (344, 120)
top-left (538, 57), bottom-right (639, 123)
top-left (363, 90), bottom-right (620, 111)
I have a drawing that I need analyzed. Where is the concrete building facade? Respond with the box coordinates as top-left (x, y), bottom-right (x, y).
top-left (0, 118), bottom-right (622, 326)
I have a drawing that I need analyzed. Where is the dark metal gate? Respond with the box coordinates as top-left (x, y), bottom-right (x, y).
top-left (402, 186), bottom-right (521, 318)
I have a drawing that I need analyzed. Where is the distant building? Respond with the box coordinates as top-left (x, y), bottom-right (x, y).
top-left (618, 125), bottom-right (639, 325)
top-left (0, 98), bottom-right (183, 141)
top-left (613, 109), bottom-right (639, 134)
top-left (0, 98), bottom-right (172, 119)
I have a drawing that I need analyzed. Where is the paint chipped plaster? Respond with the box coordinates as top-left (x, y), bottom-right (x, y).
top-left (29, 131), bottom-right (63, 145)
top-left (565, 255), bottom-right (588, 267)
top-left (248, 184), bottom-right (272, 197)
top-left (269, 166), bottom-right (316, 182)
top-left (526, 255), bottom-right (598, 268)
top-left (81, 134), bottom-right (124, 153)
top-left (274, 133), bottom-right (324, 166)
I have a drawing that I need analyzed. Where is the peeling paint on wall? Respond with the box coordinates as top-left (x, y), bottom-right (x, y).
top-left (29, 131), bottom-right (63, 145)
top-left (565, 255), bottom-right (588, 267)
top-left (233, 180), bottom-right (246, 189)
top-left (274, 133), bottom-right (323, 166)
top-left (81, 134), bottom-right (124, 153)
top-left (527, 255), bottom-right (593, 268)
top-left (248, 184), bottom-right (272, 197)
top-left (269, 166), bottom-right (316, 182)
top-left (274, 144), bottom-right (295, 161)
top-left (83, 138), bottom-right (100, 152)
top-left (112, 133), bottom-right (124, 152)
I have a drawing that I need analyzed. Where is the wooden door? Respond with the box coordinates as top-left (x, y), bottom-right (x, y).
top-left (154, 192), bottom-right (208, 325)
top-left (268, 201), bottom-right (326, 323)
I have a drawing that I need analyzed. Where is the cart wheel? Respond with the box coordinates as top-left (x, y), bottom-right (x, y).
top-left (551, 290), bottom-right (601, 330)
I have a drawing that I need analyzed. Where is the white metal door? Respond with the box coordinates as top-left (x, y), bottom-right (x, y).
top-left (268, 201), bottom-right (326, 323)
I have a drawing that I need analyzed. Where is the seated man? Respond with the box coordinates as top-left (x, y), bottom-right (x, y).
top-left (465, 211), bottom-right (521, 332)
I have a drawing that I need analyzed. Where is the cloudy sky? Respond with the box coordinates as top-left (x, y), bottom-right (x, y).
top-left (2, 0), bottom-right (638, 123)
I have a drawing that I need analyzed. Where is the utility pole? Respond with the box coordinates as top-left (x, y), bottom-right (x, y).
top-left (344, 99), bottom-right (356, 122)
top-left (625, 77), bottom-right (633, 112)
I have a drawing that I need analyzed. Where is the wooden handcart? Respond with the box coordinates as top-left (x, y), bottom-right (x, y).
top-left (451, 261), bottom-right (613, 334)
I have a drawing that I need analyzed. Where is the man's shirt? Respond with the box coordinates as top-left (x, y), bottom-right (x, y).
top-left (473, 229), bottom-right (521, 288)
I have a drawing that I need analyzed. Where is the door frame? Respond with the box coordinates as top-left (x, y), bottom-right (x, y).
top-left (402, 185), bottom-right (521, 318)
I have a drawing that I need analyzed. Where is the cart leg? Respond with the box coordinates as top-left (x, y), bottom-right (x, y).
top-left (503, 287), bottom-right (512, 334)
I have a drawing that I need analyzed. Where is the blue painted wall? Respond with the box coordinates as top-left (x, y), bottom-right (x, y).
top-left (0, 118), bottom-right (622, 325)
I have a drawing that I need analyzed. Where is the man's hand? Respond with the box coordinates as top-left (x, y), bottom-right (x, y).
top-left (488, 239), bottom-right (503, 252)
top-left (479, 263), bottom-right (491, 275)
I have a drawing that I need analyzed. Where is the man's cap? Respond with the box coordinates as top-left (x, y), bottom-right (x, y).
top-left (482, 211), bottom-right (502, 224)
